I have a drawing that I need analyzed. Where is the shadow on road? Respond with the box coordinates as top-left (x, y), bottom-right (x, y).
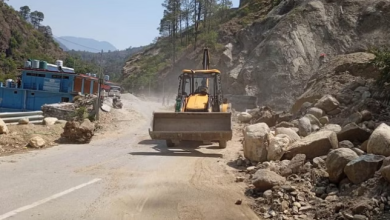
top-left (130, 139), bottom-right (223, 158)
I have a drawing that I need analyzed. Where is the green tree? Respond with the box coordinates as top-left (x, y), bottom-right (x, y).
top-left (19, 6), bottom-right (30, 20)
top-left (30, 11), bottom-right (44, 28)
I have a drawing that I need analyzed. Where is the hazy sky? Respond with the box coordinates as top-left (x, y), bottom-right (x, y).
top-left (8, 0), bottom-right (240, 50)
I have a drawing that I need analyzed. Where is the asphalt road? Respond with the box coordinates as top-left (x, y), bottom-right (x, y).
top-left (0, 121), bottom-right (260, 220)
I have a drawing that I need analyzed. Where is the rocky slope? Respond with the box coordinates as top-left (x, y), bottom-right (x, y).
top-left (233, 51), bottom-right (390, 220)
top-left (122, 0), bottom-right (390, 110)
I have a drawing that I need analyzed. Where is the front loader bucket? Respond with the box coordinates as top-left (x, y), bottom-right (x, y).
top-left (149, 112), bottom-right (232, 142)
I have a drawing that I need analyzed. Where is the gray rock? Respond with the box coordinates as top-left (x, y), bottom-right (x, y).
top-left (322, 124), bottom-right (342, 133)
top-left (18, 118), bottom-right (29, 125)
top-left (285, 130), bottom-right (338, 160)
top-left (238, 112), bottom-right (252, 123)
top-left (352, 148), bottom-right (365, 156)
top-left (275, 121), bottom-right (295, 128)
top-left (267, 134), bottom-right (290, 161)
top-left (360, 140), bottom-right (368, 152)
top-left (314, 95), bottom-right (340, 112)
top-left (43, 117), bottom-right (58, 126)
top-left (367, 123), bottom-right (390, 156)
top-left (275, 127), bottom-right (300, 143)
top-left (360, 110), bottom-right (372, 122)
top-left (353, 214), bottom-right (368, 220)
top-left (319, 116), bottom-right (329, 125)
top-left (343, 112), bottom-right (363, 126)
top-left (339, 140), bottom-right (354, 149)
top-left (313, 157), bottom-right (325, 168)
top-left (252, 169), bottom-right (286, 191)
top-left (298, 116), bottom-right (312, 137)
top-left (280, 154), bottom-right (306, 176)
top-left (243, 123), bottom-right (270, 162)
top-left (344, 154), bottom-right (385, 184)
top-left (380, 165), bottom-right (390, 183)
top-left (337, 123), bottom-right (371, 143)
top-left (307, 107), bottom-right (323, 119)
top-left (28, 136), bottom-right (46, 148)
top-left (326, 148), bottom-right (359, 183)
top-left (0, 119), bottom-right (9, 134)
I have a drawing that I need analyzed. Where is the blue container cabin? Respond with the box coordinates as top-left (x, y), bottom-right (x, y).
top-left (0, 69), bottom-right (76, 111)
top-left (0, 60), bottom-right (109, 112)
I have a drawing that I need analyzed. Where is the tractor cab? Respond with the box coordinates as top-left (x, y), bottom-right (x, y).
top-left (176, 69), bottom-right (224, 113)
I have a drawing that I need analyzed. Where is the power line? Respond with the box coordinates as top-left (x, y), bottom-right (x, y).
top-left (56, 37), bottom-right (102, 52)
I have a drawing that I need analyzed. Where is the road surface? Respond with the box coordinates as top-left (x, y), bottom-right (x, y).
top-left (0, 95), bottom-right (260, 220)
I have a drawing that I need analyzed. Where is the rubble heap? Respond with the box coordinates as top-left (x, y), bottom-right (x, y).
top-left (236, 92), bottom-right (390, 220)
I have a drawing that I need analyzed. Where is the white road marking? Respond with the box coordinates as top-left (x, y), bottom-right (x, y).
top-left (0, 178), bottom-right (101, 220)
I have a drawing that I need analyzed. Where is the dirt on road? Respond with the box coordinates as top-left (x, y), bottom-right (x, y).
top-left (0, 93), bottom-right (261, 220)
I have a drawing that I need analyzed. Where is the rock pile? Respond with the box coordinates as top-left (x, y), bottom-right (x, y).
top-left (237, 94), bottom-right (390, 220)
top-left (61, 119), bottom-right (95, 143)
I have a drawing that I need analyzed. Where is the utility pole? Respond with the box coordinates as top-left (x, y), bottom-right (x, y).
top-left (149, 79), bottom-right (151, 97)
top-left (96, 50), bottom-right (103, 121)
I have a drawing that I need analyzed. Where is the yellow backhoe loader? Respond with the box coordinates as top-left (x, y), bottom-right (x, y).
top-left (148, 48), bottom-right (232, 148)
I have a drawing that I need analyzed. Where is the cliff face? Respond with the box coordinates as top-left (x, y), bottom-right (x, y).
top-left (123, 0), bottom-right (390, 111)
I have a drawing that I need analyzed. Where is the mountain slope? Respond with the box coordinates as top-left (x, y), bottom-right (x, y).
top-left (55, 36), bottom-right (117, 52)
top-left (0, 3), bottom-right (67, 81)
top-left (68, 46), bottom-right (145, 81)
top-left (121, 0), bottom-right (390, 111)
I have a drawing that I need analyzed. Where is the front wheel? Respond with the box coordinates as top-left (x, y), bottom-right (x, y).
top-left (219, 141), bottom-right (227, 149)
top-left (166, 140), bottom-right (175, 148)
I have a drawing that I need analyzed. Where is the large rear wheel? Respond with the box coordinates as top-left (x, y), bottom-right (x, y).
top-left (219, 141), bottom-right (227, 149)
top-left (166, 140), bottom-right (175, 148)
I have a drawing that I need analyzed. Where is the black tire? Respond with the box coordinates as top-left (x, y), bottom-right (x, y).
top-left (166, 140), bottom-right (175, 148)
top-left (219, 141), bottom-right (227, 149)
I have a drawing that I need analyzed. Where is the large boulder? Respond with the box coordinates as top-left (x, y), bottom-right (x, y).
top-left (344, 154), bottom-right (385, 184)
top-left (314, 95), bottom-right (340, 113)
top-left (243, 123), bottom-right (270, 162)
top-left (284, 130), bottom-right (338, 160)
top-left (61, 119), bottom-right (95, 143)
top-left (275, 127), bottom-right (300, 143)
top-left (367, 123), bottom-right (390, 156)
top-left (337, 123), bottom-right (371, 143)
top-left (252, 169), bottom-right (286, 191)
top-left (0, 119), bottom-right (9, 134)
top-left (29, 136), bottom-right (46, 148)
top-left (267, 134), bottom-right (290, 161)
top-left (238, 112), bottom-right (252, 123)
top-left (326, 148), bottom-right (359, 183)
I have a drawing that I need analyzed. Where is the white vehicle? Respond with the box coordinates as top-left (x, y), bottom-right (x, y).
top-left (108, 86), bottom-right (121, 97)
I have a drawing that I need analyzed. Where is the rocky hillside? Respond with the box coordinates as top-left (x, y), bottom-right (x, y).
top-left (233, 51), bottom-right (390, 219)
top-left (122, 0), bottom-right (390, 110)
top-left (0, 3), bottom-right (67, 79)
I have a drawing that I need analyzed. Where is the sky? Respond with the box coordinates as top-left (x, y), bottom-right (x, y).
top-left (8, 0), bottom-right (240, 50)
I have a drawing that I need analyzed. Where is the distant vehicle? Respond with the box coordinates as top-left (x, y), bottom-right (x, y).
top-left (108, 86), bottom-right (121, 97)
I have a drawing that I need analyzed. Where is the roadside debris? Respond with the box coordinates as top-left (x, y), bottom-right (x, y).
top-left (235, 93), bottom-right (390, 220)
top-left (61, 119), bottom-right (95, 144)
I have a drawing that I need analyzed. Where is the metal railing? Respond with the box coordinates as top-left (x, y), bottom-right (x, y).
top-left (0, 111), bottom-right (44, 125)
